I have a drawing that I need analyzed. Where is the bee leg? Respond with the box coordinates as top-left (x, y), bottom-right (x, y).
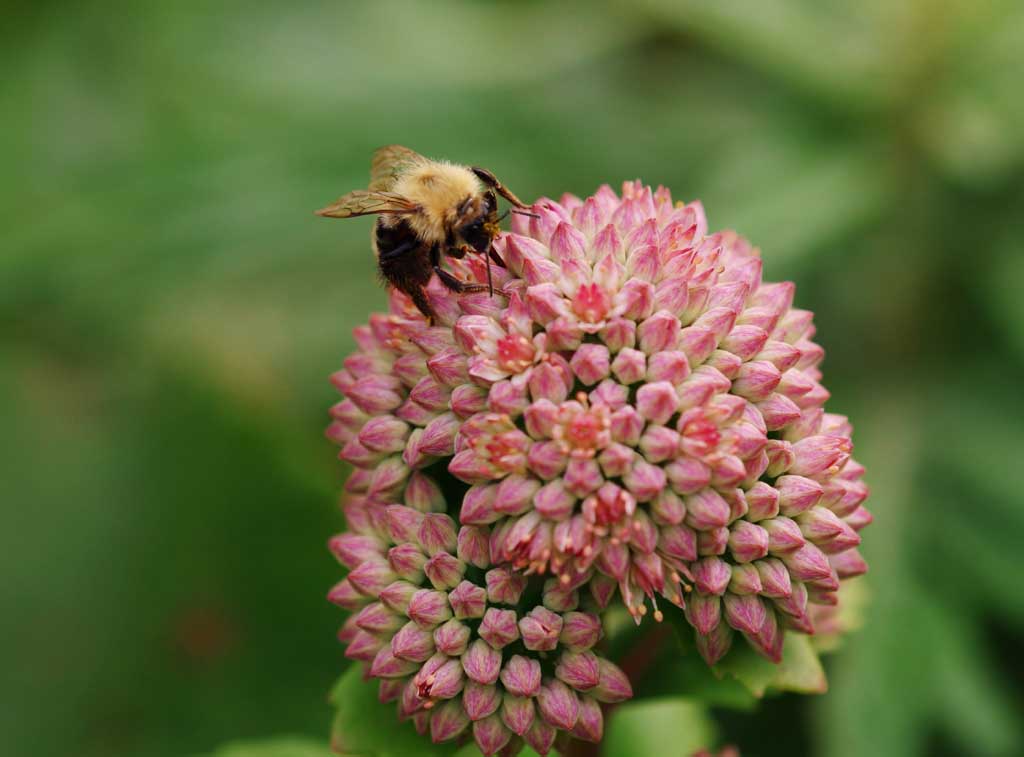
top-left (471, 166), bottom-right (529, 209)
top-left (431, 243), bottom-right (489, 295)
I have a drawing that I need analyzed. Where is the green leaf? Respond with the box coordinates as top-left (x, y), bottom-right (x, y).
top-left (205, 738), bottom-right (335, 757)
top-left (330, 667), bottom-right (450, 757)
top-left (604, 697), bottom-right (716, 756)
top-left (715, 635), bottom-right (827, 698)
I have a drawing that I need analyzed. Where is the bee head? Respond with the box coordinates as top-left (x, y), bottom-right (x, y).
top-left (455, 191), bottom-right (498, 252)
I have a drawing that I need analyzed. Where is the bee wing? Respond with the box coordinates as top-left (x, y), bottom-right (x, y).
top-left (368, 145), bottom-right (426, 191)
top-left (315, 190), bottom-right (419, 218)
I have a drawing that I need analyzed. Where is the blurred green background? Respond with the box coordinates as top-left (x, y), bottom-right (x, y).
top-left (2, 1), bottom-right (1023, 755)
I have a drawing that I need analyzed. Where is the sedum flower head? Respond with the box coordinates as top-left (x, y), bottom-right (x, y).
top-left (329, 500), bottom-right (630, 755)
top-left (327, 180), bottom-right (870, 692)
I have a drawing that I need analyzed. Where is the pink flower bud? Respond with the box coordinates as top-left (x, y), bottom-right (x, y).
top-left (454, 526), bottom-right (489, 570)
top-left (727, 563), bottom-right (764, 595)
top-left (429, 698), bottom-right (470, 743)
top-left (485, 567), bottom-right (527, 605)
top-left (388, 543), bottom-right (427, 582)
top-left (685, 593), bottom-right (721, 635)
top-left (433, 618), bottom-right (471, 656)
top-left (783, 543), bottom-right (833, 582)
top-left (519, 607), bottom-right (564, 651)
top-left (501, 694), bottom-right (536, 736)
top-left (559, 612), bottom-right (602, 650)
top-left (358, 415), bottom-right (410, 453)
top-left (378, 580), bottom-right (418, 614)
top-left (828, 549), bottom-right (867, 580)
top-left (537, 678), bottom-right (580, 730)
top-left (494, 474), bottom-right (542, 515)
top-left (572, 696), bottom-right (604, 743)
top-left (533, 480), bottom-right (576, 520)
top-left (636, 381), bottom-right (679, 425)
top-left (464, 681), bottom-right (502, 722)
top-left (570, 343), bottom-right (611, 386)
top-left (685, 488), bottom-right (731, 530)
top-left (592, 659), bottom-right (633, 703)
top-left (728, 520), bottom-right (770, 563)
top-left (500, 654), bottom-right (543, 698)
top-left (354, 601), bottom-right (403, 635)
top-left (555, 650), bottom-right (601, 691)
top-left (391, 620), bottom-right (436, 662)
top-left (447, 580), bottom-right (487, 619)
top-left (762, 516), bottom-right (806, 553)
top-left (755, 558), bottom-right (793, 598)
top-left (328, 533), bottom-right (384, 570)
top-left (540, 581), bottom-right (581, 614)
top-left (385, 505), bottom-right (423, 543)
top-left (344, 630), bottom-right (384, 662)
top-left (346, 558), bottom-right (397, 597)
top-left (348, 375), bottom-right (403, 414)
top-left (462, 639), bottom-right (502, 685)
top-left (789, 435), bottom-right (852, 477)
top-left (611, 348), bottom-right (646, 385)
top-left (369, 645), bottom-right (419, 679)
top-left (478, 607), bottom-right (520, 649)
top-left (418, 513), bottom-right (458, 556)
top-left (473, 714), bottom-right (512, 756)
top-left (745, 481), bottom-right (780, 521)
top-left (694, 622), bottom-right (734, 666)
top-left (525, 718), bottom-right (557, 756)
top-left (407, 589), bottom-right (452, 627)
top-left (659, 523), bottom-right (698, 562)
top-left (691, 556), bottom-right (732, 595)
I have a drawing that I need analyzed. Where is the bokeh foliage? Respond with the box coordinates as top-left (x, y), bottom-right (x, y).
top-left (2, 1), bottom-right (1023, 755)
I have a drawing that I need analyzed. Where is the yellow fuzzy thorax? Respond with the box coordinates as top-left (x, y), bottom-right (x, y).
top-left (392, 162), bottom-right (483, 243)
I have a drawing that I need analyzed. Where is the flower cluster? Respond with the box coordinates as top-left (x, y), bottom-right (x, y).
top-left (329, 497), bottom-right (631, 755)
top-left (327, 180), bottom-right (870, 751)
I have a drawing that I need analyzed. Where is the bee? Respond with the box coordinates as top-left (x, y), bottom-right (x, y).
top-left (316, 145), bottom-right (533, 322)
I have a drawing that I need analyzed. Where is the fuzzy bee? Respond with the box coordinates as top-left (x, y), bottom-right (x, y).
top-left (316, 145), bottom-right (533, 322)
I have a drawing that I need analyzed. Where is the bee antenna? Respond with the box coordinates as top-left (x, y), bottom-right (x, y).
top-left (511, 209), bottom-right (540, 219)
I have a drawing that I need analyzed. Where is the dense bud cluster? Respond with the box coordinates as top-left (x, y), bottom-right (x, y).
top-left (327, 181), bottom-right (870, 752)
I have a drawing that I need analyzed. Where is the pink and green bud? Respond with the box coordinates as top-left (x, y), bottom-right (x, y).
top-left (391, 620), bottom-right (436, 662)
top-left (519, 606), bottom-right (564, 651)
top-left (433, 618), bottom-right (471, 656)
top-left (346, 558), bottom-right (397, 597)
top-left (423, 552), bottom-right (465, 590)
top-left (555, 650), bottom-right (601, 691)
top-left (464, 681), bottom-right (502, 721)
top-left (537, 678), bottom-right (580, 730)
top-left (429, 698), bottom-right (470, 743)
top-left (559, 611), bottom-right (602, 651)
top-left (329, 533), bottom-right (385, 569)
top-left (355, 602), bottom-right (404, 635)
top-left (500, 695), bottom-right (536, 736)
top-left (500, 654), bottom-right (542, 698)
top-left (388, 543), bottom-right (427, 582)
top-left (447, 580), bottom-right (487, 619)
top-left (592, 659), bottom-right (633, 703)
top-left (407, 589), bottom-right (453, 627)
top-left (456, 525), bottom-right (490, 568)
top-left (485, 567), bottom-right (527, 605)
top-left (473, 714), bottom-right (512, 756)
top-left (478, 607), bottom-right (520, 648)
top-left (462, 639), bottom-right (502, 685)
top-left (417, 513), bottom-right (458, 556)
top-left (378, 580), bottom-right (419, 614)
top-left (572, 696), bottom-right (604, 743)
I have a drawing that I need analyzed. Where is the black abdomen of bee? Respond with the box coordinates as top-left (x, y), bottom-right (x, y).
top-left (375, 218), bottom-right (435, 319)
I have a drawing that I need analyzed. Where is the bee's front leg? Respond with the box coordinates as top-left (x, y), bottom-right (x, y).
top-left (432, 244), bottom-right (489, 294)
